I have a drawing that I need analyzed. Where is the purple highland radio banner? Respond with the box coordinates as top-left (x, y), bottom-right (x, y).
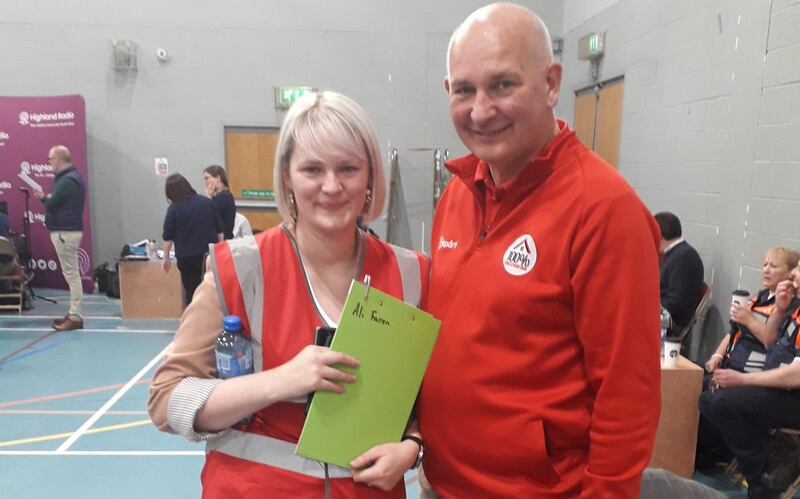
top-left (0, 95), bottom-right (93, 292)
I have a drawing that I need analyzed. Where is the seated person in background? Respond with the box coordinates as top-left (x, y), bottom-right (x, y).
top-left (706, 247), bottom-right (800, 374)
top-left (700, 265), bottom-right (800, 499)
top-left (655, 211), bottom-right (705, 331)
top-left (0, 209), bottom-right (9, 238)
top-left (697, 247), bottom-right (800, 469)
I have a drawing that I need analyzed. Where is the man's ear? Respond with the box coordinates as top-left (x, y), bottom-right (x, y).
top-left (444, 77), bottom-right (451, 95)
top-left (545, 62), bottom-right (563, 108)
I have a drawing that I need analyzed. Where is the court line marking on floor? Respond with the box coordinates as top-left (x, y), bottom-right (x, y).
top-left (35, 295), bottom-right (116, 302)
top-left (0, 379), bottom-right (152, 409)
top-left (0, 419), bottom-right (151, 448)
top-left (0, 450), bottom-right (204, 456)
top-left (56, 345), bottom-right (168, 452)
top-left (0, 328), bottom-right (174, 334)
top-left (0, 330), bottom-right (58, 364)
top-left (0, 410), bottom-right (148, 415)
top-left (0, 336), bottom-right (72, 365)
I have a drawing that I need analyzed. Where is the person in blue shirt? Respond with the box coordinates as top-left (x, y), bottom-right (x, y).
top-left (203, 165), bottom-right (236, 239)
top-left (162, 173), bottom-right (223, 306)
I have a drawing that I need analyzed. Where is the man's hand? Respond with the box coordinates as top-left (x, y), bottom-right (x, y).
top-left (712, 368), bottom-right (747, 389)
top-left (161, 258), bottom-right (171, 273)
top-left (33, 190), bottom-right (46, 201)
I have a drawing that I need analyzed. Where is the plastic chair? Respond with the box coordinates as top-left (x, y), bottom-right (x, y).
top-left (675, 282), bottom-right (711, 342)
top-left (0, 236), bottom-right (27, 314)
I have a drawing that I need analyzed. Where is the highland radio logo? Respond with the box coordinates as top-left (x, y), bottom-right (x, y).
top-left (20, 160), bottom-right (53, 176)
top-left (78, 248), bottom-right (92, 279)
top-left (18, 110), bottom-right (75, 128)
top-left (502, 234), bottom-right (537, 276)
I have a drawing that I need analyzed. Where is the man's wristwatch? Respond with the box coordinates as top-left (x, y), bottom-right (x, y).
top-left (402, 435), bottom-right (424, 470)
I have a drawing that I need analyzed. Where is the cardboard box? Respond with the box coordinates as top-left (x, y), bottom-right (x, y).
top-left (649, 355), bottom-right (703, 478)
top-left (119, 259), bottom-right (183, 318)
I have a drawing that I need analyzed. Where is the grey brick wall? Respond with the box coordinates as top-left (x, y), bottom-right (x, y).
top-left (0, 0), bottom-right (563, 262)
top-left (558, 0), bottom-right (800, 360)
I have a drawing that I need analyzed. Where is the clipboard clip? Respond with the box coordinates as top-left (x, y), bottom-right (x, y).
top-left (363, 274), bottom-right (372, 300)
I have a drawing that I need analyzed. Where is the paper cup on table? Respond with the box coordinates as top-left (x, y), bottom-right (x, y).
top-left (663, 339), bottom-right (681, 367)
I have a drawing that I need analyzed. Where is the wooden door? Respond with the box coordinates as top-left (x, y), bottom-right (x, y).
top-left (595, 81), bottom-right (624, 168)
top-left (573, 78), bottom-right (624, 168)
top-left (573, 91), bottom-right (597, 150)
top-left (224, 127), bottom-right (282, 231)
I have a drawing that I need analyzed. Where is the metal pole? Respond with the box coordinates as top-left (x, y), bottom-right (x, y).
top-left (386, 148), bottom-right (399, 243)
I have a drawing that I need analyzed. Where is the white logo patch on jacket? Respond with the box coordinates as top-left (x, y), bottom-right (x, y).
top-left (503, 234), bottom-right (537, 276)
top-left (438, 236), bottom-right (458, 250)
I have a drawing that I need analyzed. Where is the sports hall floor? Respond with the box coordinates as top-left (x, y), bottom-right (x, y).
top-left (0, 288), bottom-right (775, 498)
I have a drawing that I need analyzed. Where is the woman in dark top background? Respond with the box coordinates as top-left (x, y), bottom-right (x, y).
top-left (203, 164), bottom-right (236, 239)
top-left (162, 173), bottom-right (223, 306)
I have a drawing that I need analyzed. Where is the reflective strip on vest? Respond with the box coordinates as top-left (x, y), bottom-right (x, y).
top-left (388, 243), bottom-right (422, 307)
top-left (211, 236), bottom-right (264, 372)
top-left (208, 236), bottom-right (424, 474)
top-left (206, 430), bottom-right (352, 479)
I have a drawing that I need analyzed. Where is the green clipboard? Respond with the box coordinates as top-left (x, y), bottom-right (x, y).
top-left (295, 277), bottom-right (440, 468)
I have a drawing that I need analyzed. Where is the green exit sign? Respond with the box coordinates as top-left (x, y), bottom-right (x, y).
top-left (242, 189), bottom-right (274, 200)
top-left (275, 86), bottom-right (315, 109)
top-left (578, 32), bottom-right (605, 61)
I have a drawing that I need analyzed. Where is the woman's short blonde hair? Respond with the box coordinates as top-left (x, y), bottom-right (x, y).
top-left (273, 91), bottom-right (386, 224)
top-left (768, 246), bottom-right (800, 271)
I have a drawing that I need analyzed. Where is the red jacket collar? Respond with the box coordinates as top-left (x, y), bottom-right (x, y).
top-left (446, 119), bottom-right (576, 193)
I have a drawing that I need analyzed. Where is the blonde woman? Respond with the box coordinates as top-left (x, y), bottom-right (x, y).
top-left (149, 91), bottom-right (427, 497)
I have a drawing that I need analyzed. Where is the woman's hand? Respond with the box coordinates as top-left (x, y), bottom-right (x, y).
top-left (705, 353), bottom-right (723, 373)
top-left (271, 345), bottom-right (359, 401)
top-left (730, 303), bottom-right (754, 327)
top-left (350, 440), bottom-right (418, 491)
top-left (712, 368), bottom-right (746, 389)
top-left (775, 279), bottom-right (796, 313)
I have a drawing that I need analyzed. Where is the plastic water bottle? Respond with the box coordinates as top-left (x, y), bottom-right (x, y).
top-left (660, 308), bottom-right (671, 361)
top-left (215, 315), bottom-right (254, 379)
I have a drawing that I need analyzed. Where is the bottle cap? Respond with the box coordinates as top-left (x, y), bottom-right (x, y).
top-left (223, 315), bottom-right (242, 332)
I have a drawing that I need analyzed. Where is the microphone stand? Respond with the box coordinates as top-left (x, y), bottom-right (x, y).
top-left (19, 187), bottom-right (57, 305)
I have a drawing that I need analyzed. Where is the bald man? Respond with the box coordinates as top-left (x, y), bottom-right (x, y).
top-left (34, 145), bottom-right (86, 331)
top-left (417, 4), bottom-right (662, 498)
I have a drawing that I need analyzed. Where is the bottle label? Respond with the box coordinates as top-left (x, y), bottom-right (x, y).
top-left (216, 351), bottom-right (240, 378)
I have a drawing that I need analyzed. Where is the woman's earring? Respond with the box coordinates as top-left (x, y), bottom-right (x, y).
top-left (289, 191), bottom-right (298, 221)
top-left (364, 189), bottom-right (373, 211)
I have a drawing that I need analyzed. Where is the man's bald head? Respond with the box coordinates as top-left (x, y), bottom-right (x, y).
top-left (50, 145), bottom-right (72, 163)
top-left (447, 3), bottom-right (553, 78)
top-left (443, 2), bottom-right (563, 182)
top-left (48, 145), bottom-right (72, 173)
